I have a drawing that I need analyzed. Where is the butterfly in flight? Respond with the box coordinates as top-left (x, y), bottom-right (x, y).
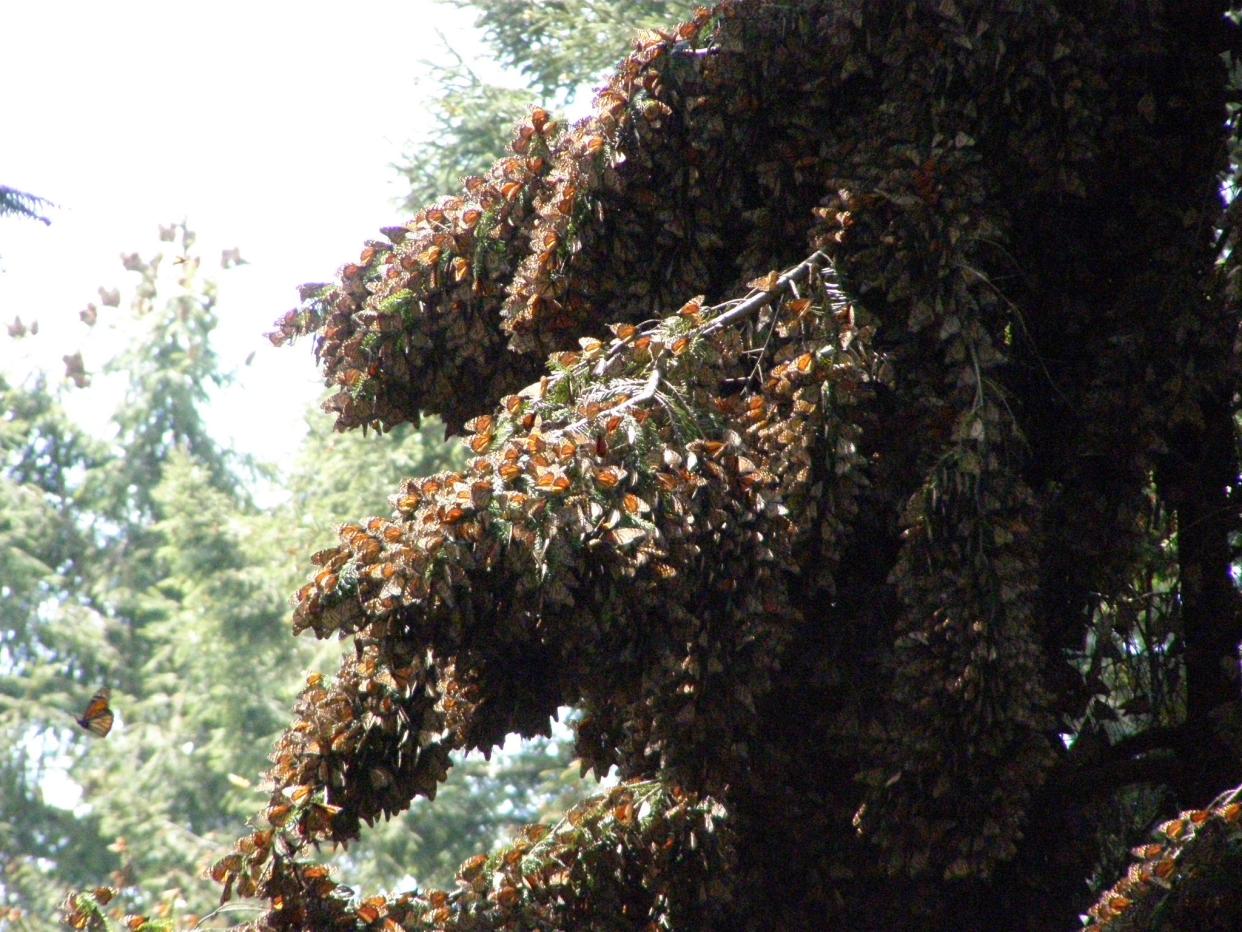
top-left (76, 688), bottom-right (114, 738)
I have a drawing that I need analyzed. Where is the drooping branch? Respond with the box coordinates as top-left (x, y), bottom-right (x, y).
top-left (1085, 783), bottom-right (1242, 929)
top-left (217, 250), bottom-right (880, 926)
top-left (267, 7), bottom-right (760, 435)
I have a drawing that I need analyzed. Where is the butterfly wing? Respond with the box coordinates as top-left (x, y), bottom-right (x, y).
top-left (77, 688), bottom-right (113, 737)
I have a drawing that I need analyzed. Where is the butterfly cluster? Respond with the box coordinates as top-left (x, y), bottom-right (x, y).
top-left (1086, 791), bottom-right (1242, 928)
top-left (232, 0), bottom-right (1068, 923)
top-left (165, 0), bottom-right (1242, 928)
top-left (214, 780), bottom-right (733, 930)
top-left (218, 235), bottom-right (879, 928)
top-left (265, 4), bottom-right (834, 441)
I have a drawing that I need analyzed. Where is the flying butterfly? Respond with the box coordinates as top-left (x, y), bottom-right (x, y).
top-left (76, 688), bottom-right (114, 737)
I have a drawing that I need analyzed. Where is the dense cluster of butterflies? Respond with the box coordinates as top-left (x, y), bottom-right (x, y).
top-left (213, 241), bottom-right (878, 928)
top-left (202, 780), bottom-right (732, 930)
top-left (1085, 786), bottom-right (1242, 928)
top-left (231, 0), bottom-right (1056, 922)
top-left (266, 4), bottom-right (831, 438)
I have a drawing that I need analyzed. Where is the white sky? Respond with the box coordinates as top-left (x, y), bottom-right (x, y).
top-left (0, 0), bottom-right (511, 477)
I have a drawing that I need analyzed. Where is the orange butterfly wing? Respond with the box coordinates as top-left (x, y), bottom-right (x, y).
top-left (77, 688), bottom-right (113, 738)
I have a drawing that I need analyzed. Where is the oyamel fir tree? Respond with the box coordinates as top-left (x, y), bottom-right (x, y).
top-left (70, 2), bottom-right (1242, 929)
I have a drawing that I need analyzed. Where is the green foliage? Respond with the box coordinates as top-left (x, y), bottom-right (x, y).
top-left (0, 374), bottom-right (108, 679)
top-left (472, 1), bottom-right (696, 100)
top-left (66, 452), bottom-right (294, 916)
top-left (0, 375), bottom-right (117, 924)
top-left (396, 0), bottom-right (699, 210)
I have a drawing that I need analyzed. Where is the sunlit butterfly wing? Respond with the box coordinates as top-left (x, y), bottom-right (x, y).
top-left (76, 688), bottom-right (114, 738)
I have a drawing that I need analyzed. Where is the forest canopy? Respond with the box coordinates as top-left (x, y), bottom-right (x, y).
top-left (45, 0), bottom-right (1242, 929)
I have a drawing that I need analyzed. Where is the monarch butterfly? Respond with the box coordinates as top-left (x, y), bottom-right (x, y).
top-left (76, 688), bottom-right (114, 738)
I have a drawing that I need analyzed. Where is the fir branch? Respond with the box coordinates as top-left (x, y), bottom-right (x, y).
top-left (0, 185), bottom-right (54, 225)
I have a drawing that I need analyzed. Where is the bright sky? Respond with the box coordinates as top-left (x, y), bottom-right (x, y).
top-left (0, 0), bottom-right (509, 477)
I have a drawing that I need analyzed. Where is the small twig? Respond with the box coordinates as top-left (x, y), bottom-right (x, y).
top-left (748, 301), bottom-right (784, 386)
top-left (563, 366), bottom-right (662, 439)
top-left (558, 251), bottom-right (840, 441)
top-left (955, 259), bottom-right (1073, 409)
top-left (434, 28), bottom-right (483, 87)
top-left (700, 251), bottom-right (832, 336)
top-left (590, 252), bottom-right (836, 381)
top-left (194, 901), bottom-right (264, 927)
top-left (1205, 781), bottom-right (1242, 811)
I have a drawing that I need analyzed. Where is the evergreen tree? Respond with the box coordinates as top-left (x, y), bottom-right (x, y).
top-left (0, 228), bottom-right (585, 927)
top-left (0, 226), bottom-right (294, 925)
top-left (397, 0), bottom-right (698, 209)
top-left (149, 2), bottom-right (1239, 929)
top-left (0, 373), bottom-right (114, 925)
